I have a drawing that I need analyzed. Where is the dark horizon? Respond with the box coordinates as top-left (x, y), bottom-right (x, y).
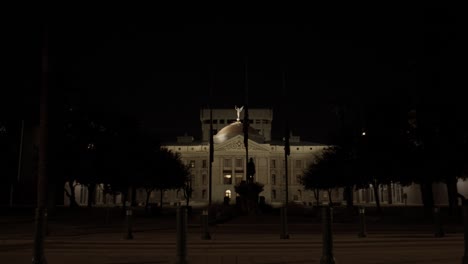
top-left (3, 7), bottom-right (464, 144)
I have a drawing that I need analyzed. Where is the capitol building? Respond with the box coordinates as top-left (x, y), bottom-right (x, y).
top-left (161, 107), bottom-right (329, 206)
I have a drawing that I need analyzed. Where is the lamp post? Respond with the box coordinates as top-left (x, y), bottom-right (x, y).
top-left (33, 30), bottom-right (49, 264)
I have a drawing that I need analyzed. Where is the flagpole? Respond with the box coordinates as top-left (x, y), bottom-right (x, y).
top-left (280, 68), bottom-right (291, 239)
top-left (243, 57), bottom-right (250, 182)
top-left (32, 27), bottom-right (49, 264)
top-left (209, 70), bottom-right (214, 207)
top-left (283, 70), bottom-right (290, 206)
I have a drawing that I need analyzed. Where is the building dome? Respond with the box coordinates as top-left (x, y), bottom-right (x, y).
top-left (213, 121), bottom-right (264, 144)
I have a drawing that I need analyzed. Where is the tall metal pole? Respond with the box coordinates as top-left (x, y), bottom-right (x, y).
top-left (32, 29), bottom-right (49, 264)
top-left (283, 71), bottom-right (290, 206)
top-left (280, 70), bottom-right (290, 239)
top-left (208, 70), bottom-right (214, 207)
top-left (243, 57), bottom-right (249, 182)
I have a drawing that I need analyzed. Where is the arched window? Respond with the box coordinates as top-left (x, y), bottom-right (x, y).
top-left (225, 190), bottom-right (231, 198)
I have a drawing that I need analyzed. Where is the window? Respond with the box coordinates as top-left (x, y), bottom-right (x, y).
top-left (271, 159), bottom-right (276, 168)
top-left (255, 119), bottom-right (261, 124)
top-left (295, 160), bottom-right (302, 169)
top-left (190, 160), bottom-right (195, 168)
top-left (202, 160), bottom-right (207, 168)
top-left (298, 190), bottom-right (302, 200)
top-left (235, 158), bottom-right (243, 168)
top-left (227, 119), bottom-right (236, 123)
top-left (225, 190), bottom-right (231, 198)
top-left (263, 120), bottom-right (269, 124)
top-left (272, 190), bottom-right (276, 199)
top-left (293, 194), bottom-right (298, 201)
top-left (219, 119), bottom-right (225, 124)
top-left (271, 174), bottom-right (276, 185)
top-left (202, 190), bottom-right (207, 199)
top-left (203, 120), bottom-right (210, 124)
top-left (202, 174), bottom-right (207, 185)
top-left (224, 159), bottom-right (232, 168)
top-left (235, 174), bottom-right (243, 184)
top-left (296, 175), bottom-right (302, 184)
top-left (212, 120), bottom-right (218, 124)
top-left (223, 174), bottom-right (232, 185)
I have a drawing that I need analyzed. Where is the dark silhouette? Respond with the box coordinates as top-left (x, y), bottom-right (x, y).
top-left (247, 157), bottom-right (255, 183)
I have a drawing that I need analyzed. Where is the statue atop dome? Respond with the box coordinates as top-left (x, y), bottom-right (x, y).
top-left (235, 105), bottom-right (244, 122)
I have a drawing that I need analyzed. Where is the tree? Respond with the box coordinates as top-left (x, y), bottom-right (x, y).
top-left (301, 147), bottom-right (344, 206)
top-left (139, 148), bottom-right (189, 212)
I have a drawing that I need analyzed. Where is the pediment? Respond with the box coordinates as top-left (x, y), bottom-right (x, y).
top-left (214, 135), bottom-right (270, 152)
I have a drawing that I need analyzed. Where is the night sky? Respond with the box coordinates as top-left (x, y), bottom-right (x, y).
top-left (4, 7), bottom-right (464, 143)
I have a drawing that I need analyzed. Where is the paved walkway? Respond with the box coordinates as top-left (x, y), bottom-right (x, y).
top-left (1, 210), bottom-right (466, 263)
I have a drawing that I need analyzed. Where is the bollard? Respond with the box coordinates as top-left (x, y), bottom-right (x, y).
top-left (320, 206), bottom-right (336, 264)
top-left (176, 206), bottom-right (188, 264)
top-left (358, 207), bottom-right (367, 238)
top-left (32, 207), bottom-right (47, 264)
top-left (124, 208), bottom-right (133, 240)
top-left (462, 205), bottom-right (468, 264)
top-left (201, 210), bottom-right (211, 240)
top-left (433, 207), bottom-right (444, 238)
top-left (280, 206), bottom-right (290, 239)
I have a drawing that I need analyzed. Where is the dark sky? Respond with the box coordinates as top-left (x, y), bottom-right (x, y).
top-left (4, 7), bottom-right (465, 143)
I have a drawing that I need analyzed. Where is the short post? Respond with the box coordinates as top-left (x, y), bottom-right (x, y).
top-left (320, 206), bottom-right (336, 264)
top-left (462, 205), bottom-right (468, 264)
top-left (358, 207), bottom-right (367, 238)
top-left (176, 206), bottom-right (188, 264)
top-left (433, 207), bottom-right (444, 237)
top-left (32, 207), bottom-right (47, 264)
top-left (280, 206), bottom-right (289, 239)
top-left (201, 209), bottom-right (211, 240)
top-left (124, 208), bottom-right (133, 240)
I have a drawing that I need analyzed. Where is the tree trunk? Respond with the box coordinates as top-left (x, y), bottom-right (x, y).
top-left (121, 190), bottom-right (128, 215)
top-left (344, 185), bottom-right (354, 208)
top-left (131, 186), bottom-right (137, 206)
top-left (65, 181), bottom-right (79, 208)
top-left (145, 189), bottom-right (152, 213)
top-left (87, 184), bottom-right (96, 208)
top-left (313, 189), bottom-right (320, 207)
top-left (446, 176), bottom-right (458, 216)
top-left (420, 181), bottom-right (434, 217)
top-left (373, 181), bottom-right (382, 214)
top-left (387, 183), bottom-right (393, 205)
top-left (160, 189), bottom-right (164, 210)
